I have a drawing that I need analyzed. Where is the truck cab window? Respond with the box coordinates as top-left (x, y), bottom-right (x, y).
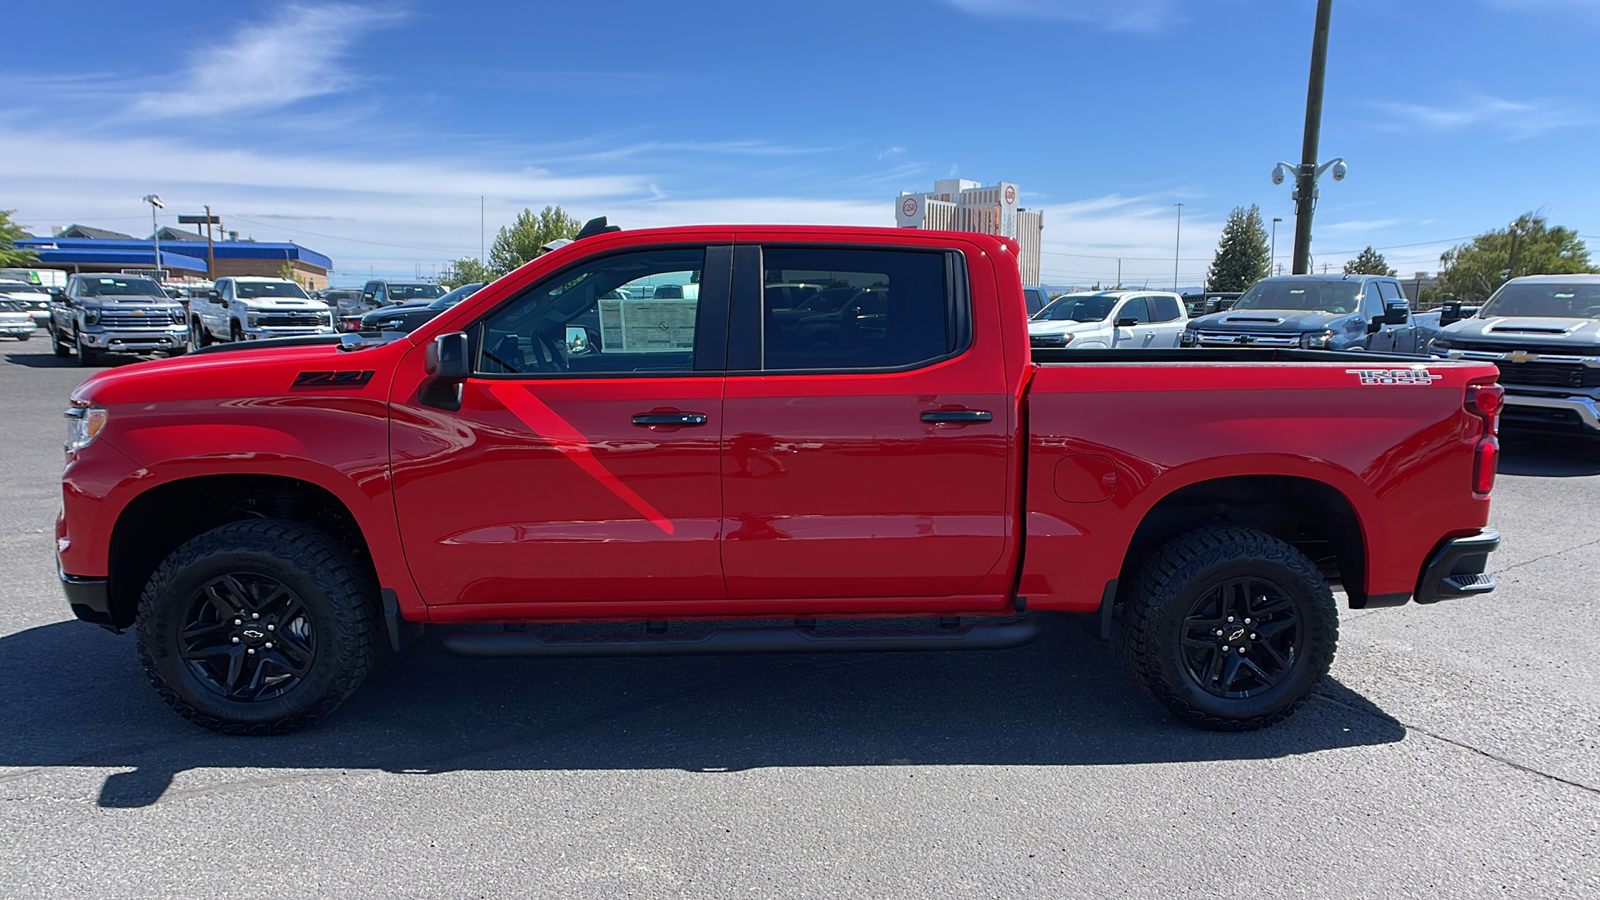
top-left (477, 247), bottom-right (706, 376)
top-left (760, 247), bottom-right (950, 371)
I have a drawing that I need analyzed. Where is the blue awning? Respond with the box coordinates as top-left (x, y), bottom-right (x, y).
top-left (23, 246), bottom-right (209, 273)
top-left (17, 237), bottom-right (332, 271)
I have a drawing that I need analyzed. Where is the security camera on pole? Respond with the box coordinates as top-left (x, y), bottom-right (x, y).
top-left (1270, 0), bottom-right (1343, 275)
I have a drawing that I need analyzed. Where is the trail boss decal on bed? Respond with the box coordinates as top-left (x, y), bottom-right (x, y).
top-left (1347, 368), bottom-right (1443, 386)
top-left (292, 370), bottom-right (376, 388)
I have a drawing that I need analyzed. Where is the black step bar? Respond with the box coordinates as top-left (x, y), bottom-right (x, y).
top-left (439, 618), bottom-right (1039, 659)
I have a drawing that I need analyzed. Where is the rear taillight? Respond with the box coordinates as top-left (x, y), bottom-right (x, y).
top-left (1466, 383), bottom-right (1503, 495)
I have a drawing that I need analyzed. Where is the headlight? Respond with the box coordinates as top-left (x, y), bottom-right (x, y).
top-left (248, 312), bottom-right (261, 327)
top-left (65, 406), bottom-right (108, 452)
top-left (82, 308), bottom-right (101, 326)
top-left (1301, 330), bottom-right (1335, 349)
top-left (1430, 338), bottom-right (1452, 353)
top-left (170, 309), bottom-right (185, 324)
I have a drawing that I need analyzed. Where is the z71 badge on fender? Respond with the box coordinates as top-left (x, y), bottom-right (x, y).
top-left (292, 370), bottom-right (376, 388)
top-left (1347, 368), bottom-right (1443, 386)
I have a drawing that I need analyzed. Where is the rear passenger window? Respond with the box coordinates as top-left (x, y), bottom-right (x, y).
top-left (1149, 295), bottom-right (1183, 322)
top-left (761, 247), bottom-right (953, 371)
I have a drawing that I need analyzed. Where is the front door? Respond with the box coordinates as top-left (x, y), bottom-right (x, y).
top-left (1113, 295), bottom-right (1155, 347)
top-left (719, 242), bottom-right (1013, 605)
top-left (390, 243), bottom-right (733, 609)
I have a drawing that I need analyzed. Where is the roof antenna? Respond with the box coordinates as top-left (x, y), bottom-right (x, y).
top-left (575, 216), bottom-right (621, 240)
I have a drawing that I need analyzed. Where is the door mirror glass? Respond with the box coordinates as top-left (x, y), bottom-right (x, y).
top-left (565, 325), bottom-right (592, 355)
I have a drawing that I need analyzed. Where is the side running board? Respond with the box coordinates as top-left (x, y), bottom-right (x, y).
top-left (438, 618), bottom-right (1040, 659)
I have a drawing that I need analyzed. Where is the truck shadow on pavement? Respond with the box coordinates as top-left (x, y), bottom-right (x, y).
top-left (1498, 434), bottom-right (1600, 477)
top-left (0, 615), bottom-right (1405, 809)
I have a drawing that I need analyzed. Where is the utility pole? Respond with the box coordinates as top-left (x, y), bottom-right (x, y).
top-left (1173, 203), bottom-right (1183, 291)
top-left (1116, 258), bottom-right (1122, 288)
top-left (205, 205), bottom-right (216, 279)
top-left (481, 196), bottom-right (486, 265)
top-left (1292, 0), bottom-right (1334, 275)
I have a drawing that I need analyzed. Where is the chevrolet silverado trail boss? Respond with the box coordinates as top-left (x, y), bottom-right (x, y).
top-left (58, 221), bottom-right (1504, 735)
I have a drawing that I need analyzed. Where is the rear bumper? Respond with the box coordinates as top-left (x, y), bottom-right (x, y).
top-left (1414, 529), bottom-right (1500, 604)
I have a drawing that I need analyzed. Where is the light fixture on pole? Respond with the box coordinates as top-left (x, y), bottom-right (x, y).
top-left (1271, 217), bottom-right (1282, 275)
top-left (141, 194), bottom-right (164, 281)
top-left (1173, 202), bottom-right (1183, 292)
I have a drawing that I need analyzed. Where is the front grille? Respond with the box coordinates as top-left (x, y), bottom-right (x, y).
top-left (99, 313), bottom-right (174, 329)
top-left (1196, 331), bottom-right (1300, 347)
top-left (258, 314), bottom-right (325, 328)
top-left (1493, 361), bottom-right (1600, 389)
top-left (1455, 341), bottom-right (1600, 356)
top-left (1030, 333), bottom-right (1069, 348)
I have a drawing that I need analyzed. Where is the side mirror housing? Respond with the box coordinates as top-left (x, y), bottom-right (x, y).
top-left (1439, 301), bottom-right (1462, 326)
top-left (421, 331), bottom-right (470, 411)
top-left (1382, 301), bottom-right (1410, 325)
top-left (207, 290), bottom-right (221, 301)
top-left (1115, 316), bottom-right (1138, 328)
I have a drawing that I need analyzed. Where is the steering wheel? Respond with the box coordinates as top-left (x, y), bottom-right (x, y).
top-left (525, 328), bottom-right (568, 373)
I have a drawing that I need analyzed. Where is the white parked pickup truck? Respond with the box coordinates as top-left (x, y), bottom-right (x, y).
top-left (189, 277), bottom-right (336, 347)
top-left (1028, 290), bottom-right (1189, 350)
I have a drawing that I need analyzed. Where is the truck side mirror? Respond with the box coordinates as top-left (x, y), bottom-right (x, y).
top-left (1366, 320), bottom-right (1382, 334)
top-left (1115, 317), bottom-right (1138, 328)
top-left (421, 331), bottom-right (470, 411)
top-left (208, 290), bottom-right (221, 301)
top-left (1382, 301), bottom-right (1410, 325)
top-left (1439, 301), bottom-right (1462, 326)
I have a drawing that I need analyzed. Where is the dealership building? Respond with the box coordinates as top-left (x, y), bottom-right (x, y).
top-left (15, 226), bottom-right (332, 290)
top-left (894, 180), bottom-right (1044, 286)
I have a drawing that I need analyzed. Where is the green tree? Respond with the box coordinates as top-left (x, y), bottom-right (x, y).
top-left (0, 210), bottom-right (39, 267)
top-left (275, 262), bottom-right (303, 285)
top-left (487, 206), bottom-right (581, 276)
top-left (1437, 213), bottom-right (1596, 303)
top-left (439, 257), bottom-right (496, 289)
top-left (1343, 246), bottom-right (1396, 276)
top-left (1207, 204), bottom-right (1270, 292)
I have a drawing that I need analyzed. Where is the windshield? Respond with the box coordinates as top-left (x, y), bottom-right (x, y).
top-left (1480, 281), bottom-right (1600, 319)
top-left (77, 277), bottom-right (166, 298)
top-left (236, 281), bottom-right (311, 300)
top-left (1034, 295), bottom-right (1117, 323)
top-left (389, 283), bottom-right (446, 302)
top-left (1232, 280), bottom-right (1361, 313)
top-left (428, 283), bottom-right (484, 310)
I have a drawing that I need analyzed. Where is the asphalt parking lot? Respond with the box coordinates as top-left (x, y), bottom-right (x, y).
top-left (1, 343), bottom-right (1596, 899)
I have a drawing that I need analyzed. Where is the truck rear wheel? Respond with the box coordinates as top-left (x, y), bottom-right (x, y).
top-left (135, 519), bottom-right (378, 735)
top-left (1121, 527), bottom-right (1337, 730)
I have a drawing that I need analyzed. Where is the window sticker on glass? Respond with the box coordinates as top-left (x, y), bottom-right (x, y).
top-left (599, 296), bottom-right (698, 352)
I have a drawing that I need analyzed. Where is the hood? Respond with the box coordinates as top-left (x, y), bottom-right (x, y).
top-left (235, 297), bottom-right (331, 311)
top-left (1187, 309), bottom-right (1355, 332)
top-left (1027, 318), bottom-right (1110, 335)
top-left (80, 296), bottom-right (183, 310)
top-left (1442, 315), bottom-right (1600, 347)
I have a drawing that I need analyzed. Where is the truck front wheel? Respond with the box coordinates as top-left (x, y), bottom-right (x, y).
top-left (1121, 526), bottom-right (1338, 730)
top-left (135, 519), bottom-right (378, 735)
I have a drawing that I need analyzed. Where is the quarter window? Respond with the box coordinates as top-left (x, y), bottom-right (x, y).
top-left (477, 247), bottom-right (706, 376)
top-left (760, 247), bottom-right (952, 371)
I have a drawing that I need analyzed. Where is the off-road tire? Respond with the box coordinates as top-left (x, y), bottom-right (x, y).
top-left (190, 317), bottom-right (210, 350)
top-left (74, 330), bottom-right (98, 367)
top-left (1121, 526), bottom-right (1338, 731)
top-left (51, 325), bottom-right (70, 357)
top-left (136, 519), bottom-right (378, 735)
top-left (16, 331), bottom-right (29, 341)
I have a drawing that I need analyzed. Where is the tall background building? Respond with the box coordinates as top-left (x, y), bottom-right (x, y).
top-left (894, 179), bottom-right (1044, 285)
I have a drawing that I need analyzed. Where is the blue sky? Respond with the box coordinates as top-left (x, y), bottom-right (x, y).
top-left (4, 0), bottom-right (1599, 286)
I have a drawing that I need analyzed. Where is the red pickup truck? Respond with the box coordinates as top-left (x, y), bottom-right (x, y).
top-left (58, 222), bottom-right (1504, 735)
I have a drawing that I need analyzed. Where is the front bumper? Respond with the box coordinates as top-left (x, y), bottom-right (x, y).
top-left (241, 326), bottom-right (336, 341)
top-left (80, 328), bottom-right (187, 352)
top-left (1414, 529), bottom-right (1500, 604)
top-left (61, 570), bottom-right (118, 631)
top-left (1501, 393), bottom-right (1600, 434)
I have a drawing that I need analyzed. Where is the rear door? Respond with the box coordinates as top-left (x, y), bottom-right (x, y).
top-left (1146, 294), bottom-right (1187, 347)
top-left (719, 240), bottom-right (1013, 606)
top-left (390, 241), bottom-right (733, 609)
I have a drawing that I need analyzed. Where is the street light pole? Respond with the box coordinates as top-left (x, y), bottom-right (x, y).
top-left (141, 194), bottom-right (164, 281)
top-left (1292, 0), bottom-right (1333, 274)
top-left (1173, 202), bottom-right (1183, 292)
top-left (1271, 217), bottom-right (1282, 275)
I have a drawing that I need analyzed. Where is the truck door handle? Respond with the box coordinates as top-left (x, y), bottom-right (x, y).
top-left (632, 412), bottom-right (708, 427)
top-left (921, 409), bottom-right (993, 423)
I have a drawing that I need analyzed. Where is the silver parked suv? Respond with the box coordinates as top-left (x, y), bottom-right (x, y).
top-left (50, 274), bottom-right (188, 366)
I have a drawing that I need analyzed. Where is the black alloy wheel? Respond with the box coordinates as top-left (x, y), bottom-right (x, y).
top-left (177, 573), bottom-right (317, 702)
top-left (1121, 526), bottom-right (1338, 730)
top-left (1179, 576), bottom-right (1299, 699)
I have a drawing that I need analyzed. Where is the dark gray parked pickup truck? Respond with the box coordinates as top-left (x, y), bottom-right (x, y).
top-left (1183, 274), bottom-right (1426, 353)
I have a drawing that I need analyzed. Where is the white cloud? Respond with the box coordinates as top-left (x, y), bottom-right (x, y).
top-left (130, 4), bottom-right (406, 119)
top-left (1372, 93), bottom-right (1592, 140)
top-left (940, 0), bottom-right (1184, 32)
